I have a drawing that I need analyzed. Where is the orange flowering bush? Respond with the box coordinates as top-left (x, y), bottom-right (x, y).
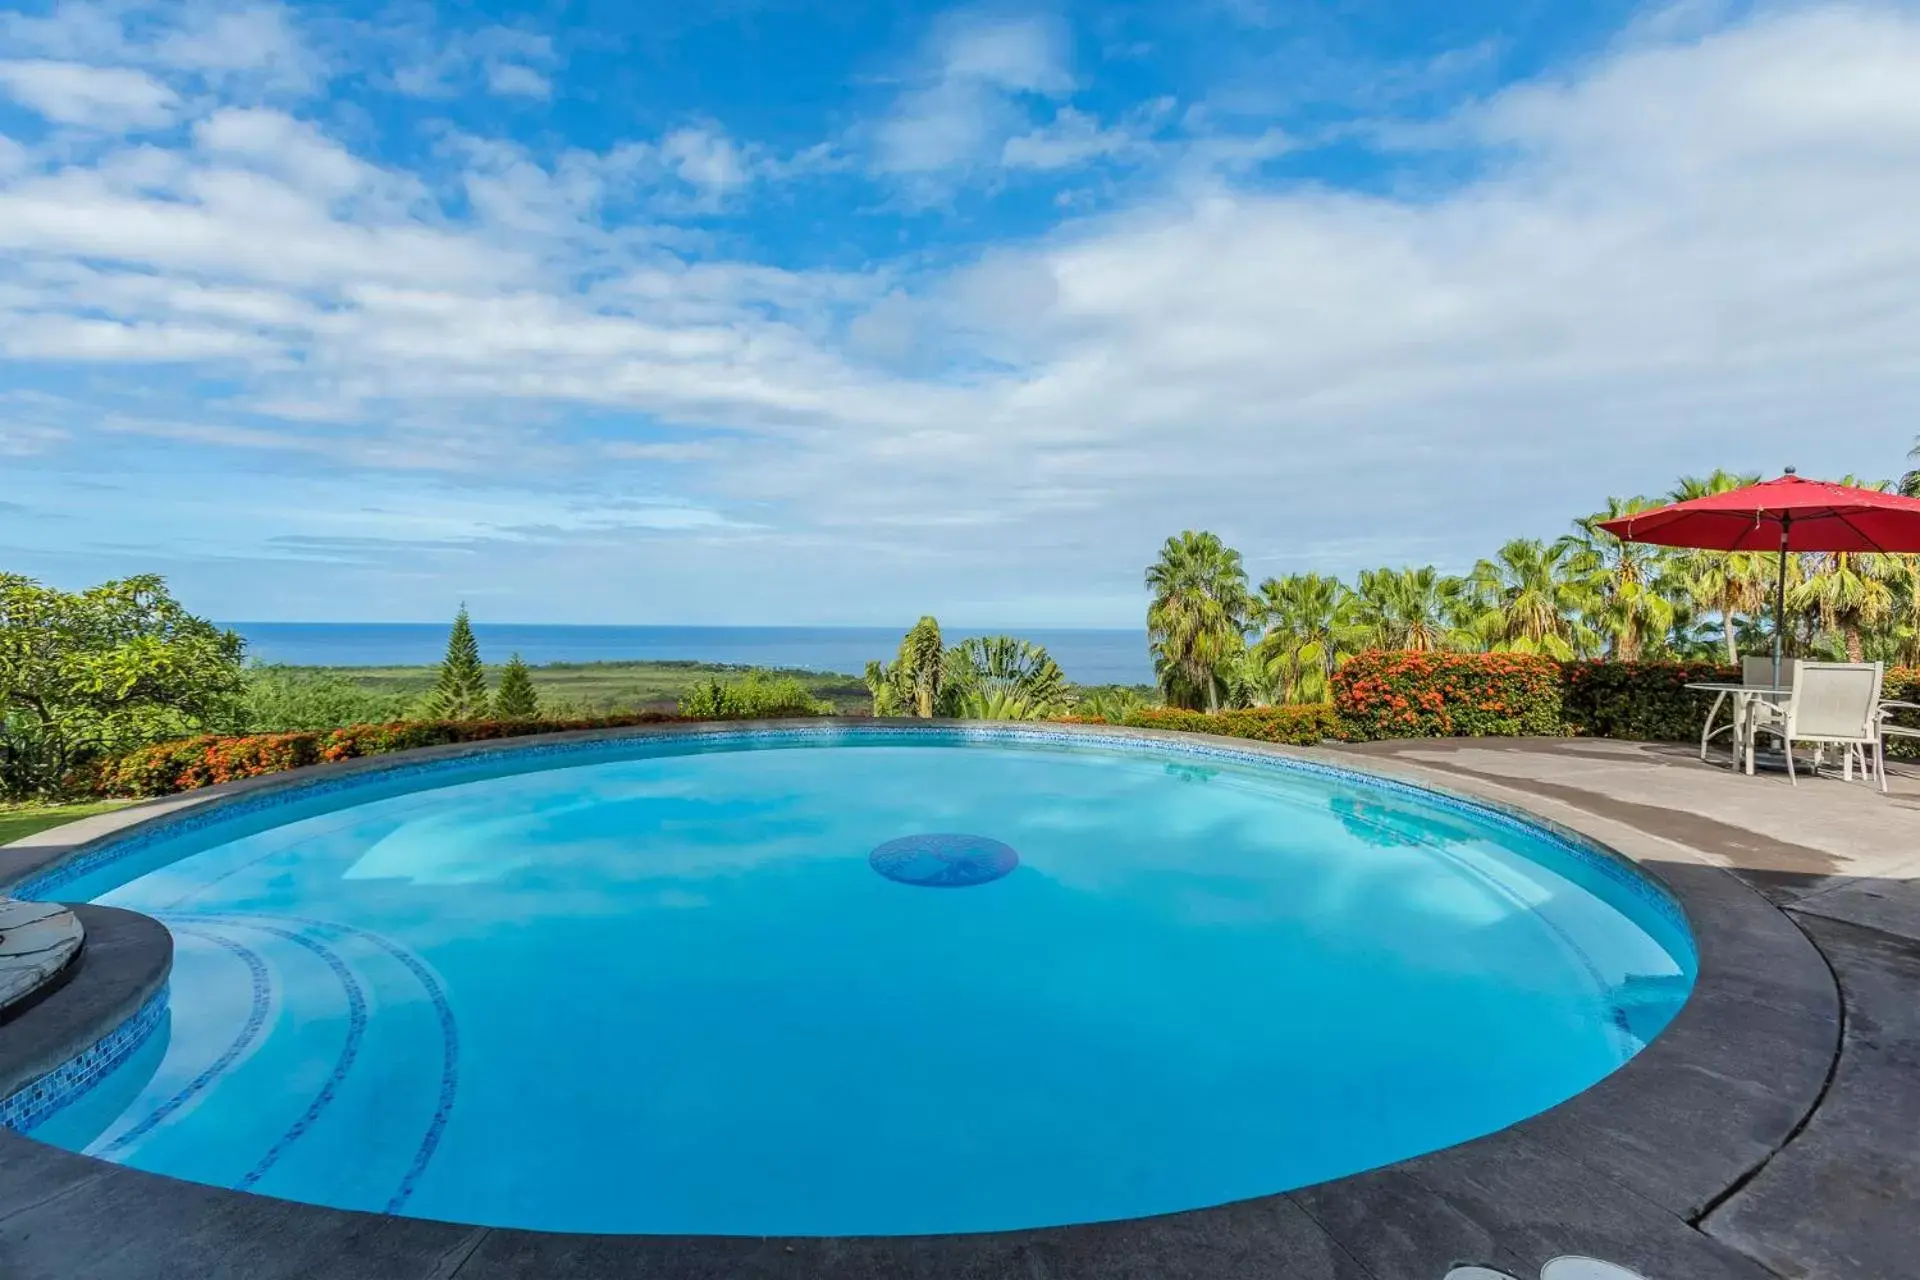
top-left (1333, 650), bottom-right (1563, 740)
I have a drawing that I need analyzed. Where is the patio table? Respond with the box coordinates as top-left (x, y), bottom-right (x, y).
top-left (1685, 682), bottom-right (1791, 774)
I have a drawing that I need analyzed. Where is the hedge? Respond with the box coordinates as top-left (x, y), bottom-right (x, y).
top-left (1117, 704), bottom-right (1346, 744)
top-left (91, 658), bottom-right (1920, 796)
top-left (1559, 660), bottom-right (1736, 741)
top-left (1332, 651), bottom-right (1563, 739)
top-left (95, 710), bottom-right (797, 797)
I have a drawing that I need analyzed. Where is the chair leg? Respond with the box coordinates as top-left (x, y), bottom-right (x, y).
top-left (1701, 693), bottom-right (1727, 762)
top-left (1786, 738), bottom-right (1797, 786)
top-left (1845, 745), bottom-right (1855, 783)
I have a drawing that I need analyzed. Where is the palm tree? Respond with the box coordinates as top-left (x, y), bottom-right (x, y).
top-left (1789, 476), bottom-right (1899, 663)
top-left (1468, 539), bottom-right (1596, 659)
top-left (1795, 552), bottom-right (1895, 662)
top-left (1350, 566), bottom-right (1469, 653)
top-left (1252, 573), bottom-right (1362, 703)
top-left (1145, 531), bottom-right (1251, 711)
top-left (1667, 470), bottom-right (1768, 662)
top-left (1558, 497), bottom-right (1676, 661)
top-left (1901, 437), bottom-right (1920, 499)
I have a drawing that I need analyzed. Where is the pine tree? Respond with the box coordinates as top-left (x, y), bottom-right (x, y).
top-left (493, 652), bottom-right (538, 719)
top-left (420, 605), bottom-right (490, 720)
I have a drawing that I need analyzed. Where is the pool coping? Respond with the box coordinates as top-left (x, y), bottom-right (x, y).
top-left (0, 721), bottom-right (1839, 1280)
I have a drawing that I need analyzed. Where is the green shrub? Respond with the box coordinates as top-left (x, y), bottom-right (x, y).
top-left (678, 671), bottom-right (830, 719)
top-left (1559, 660), bottom-right (1736, 741)
top-left (239, 666), bottom-right (414, 732)
top-left (1884, 667), bottom-right (1920, 758)
top-left (1333, 650), bottom-right (1563, 739)
top-left (1118, 704), bottom-right (1346, 745)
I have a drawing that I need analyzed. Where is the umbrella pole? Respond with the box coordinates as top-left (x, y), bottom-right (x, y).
top-left (1772, 515), bottom-right (1790, 686)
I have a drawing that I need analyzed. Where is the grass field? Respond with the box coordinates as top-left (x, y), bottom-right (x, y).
top-left (0, 799), bottom-right (130, 846)
top-left (286, 660), bottom-right (874, 715)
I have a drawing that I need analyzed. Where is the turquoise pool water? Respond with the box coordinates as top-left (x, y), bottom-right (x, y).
top-left (19, 729), bottom-right (1695, 1236)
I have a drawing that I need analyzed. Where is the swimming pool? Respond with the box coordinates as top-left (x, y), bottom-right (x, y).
top-left (12, 726), bottom-right (1695, 1236)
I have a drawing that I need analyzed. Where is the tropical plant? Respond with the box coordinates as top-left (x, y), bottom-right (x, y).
top-left (866, 623), bottom-right (1073, 720)
top-left (1349, 566), bottom-right (1468, 653)
top-left (954, 687), bottom-right (1040, 720)
top-left (1075, 685), bottom-right (1151, 721)
top-left (946, 635), bottom-right (1071, 718)
top-left (1466, 539), bottom-right (1597, 659)
top-left (1145, 530), bottom-right (1251, 711)
top-left (0, 573), bottom-right (246, 796)
top-left (1665, 471), bottom-right (1769, 662)
top-left (418, 605), bottom-right (491, 720)
top-left (493, 654), bottom-right (539, 719)
top-left (864, 616), bottom-right (953, 717)
top-left (1251, 573), bottom-right (1363, 704)
top-left (1559, 497), bottom-right (1676, 661)
top-left (1901, 437), bottom-right (1920, 499)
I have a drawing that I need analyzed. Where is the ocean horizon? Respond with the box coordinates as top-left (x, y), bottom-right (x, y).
top-left (226, 623), bottom-right (1157, 686)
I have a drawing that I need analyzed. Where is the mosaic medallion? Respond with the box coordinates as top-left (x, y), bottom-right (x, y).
top-left (869, 834), bottom-right (1019, 888)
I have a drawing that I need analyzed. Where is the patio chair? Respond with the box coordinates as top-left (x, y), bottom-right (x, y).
top-left (1745, 660), bottom-right (1884, 785)
top-left (1699, 654), bottom-right (1781, 761)
top-left (1876, 698), bottom-right (1920, 793)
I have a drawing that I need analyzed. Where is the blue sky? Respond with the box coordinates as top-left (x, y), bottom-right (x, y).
top-left (1, 0), bottom-right (1916, 627)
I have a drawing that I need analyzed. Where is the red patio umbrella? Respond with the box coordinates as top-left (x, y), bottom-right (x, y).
top-left (1598, 470), bottom-right (1920, 682)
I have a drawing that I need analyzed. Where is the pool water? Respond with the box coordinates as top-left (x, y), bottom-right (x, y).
top-left (21, 731), bottom-right (1695, 1235)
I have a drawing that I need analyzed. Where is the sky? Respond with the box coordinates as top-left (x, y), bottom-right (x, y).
top-left (0, 0), bottom-right (1917, 627)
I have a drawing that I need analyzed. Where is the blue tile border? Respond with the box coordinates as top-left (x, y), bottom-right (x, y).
top-left (0, 983), bottom-right (170, 1134)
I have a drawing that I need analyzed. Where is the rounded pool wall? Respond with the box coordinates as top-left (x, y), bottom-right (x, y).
top-left (1, 721), bottom-right (1698, 1238)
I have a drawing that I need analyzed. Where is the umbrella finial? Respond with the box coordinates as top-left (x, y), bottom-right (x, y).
top-left (1785, 465), bottom-right (1797, 475)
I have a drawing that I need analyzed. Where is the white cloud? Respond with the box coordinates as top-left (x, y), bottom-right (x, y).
top-left (874, 14), bottom-right (1074, 176)
top-left (391, 24), bottom-right (558, 102)
top-left (0, 315), bottom-right (277, 361)
top-left (193, 107), bottom-right (388, 198)
top-left (1002, 104), bottom-right (1166, 170)
top-left (1, 2), bottom-right (321, 96)
top-left (485, 62), bottom-right (550, 98)
top-left (0, 60), bottom-right (179, 129)
top-left (149, 4), bottom-right (318, 92)
top-left (6, 3), bottom-right (1920, 625)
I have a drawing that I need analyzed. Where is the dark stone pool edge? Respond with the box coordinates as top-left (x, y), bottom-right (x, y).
top-left (0, 722), bottom-right (1837, 1280)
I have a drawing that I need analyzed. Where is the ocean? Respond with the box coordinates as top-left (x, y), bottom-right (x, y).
top-left (226, 623), bottom-right (1156, 687)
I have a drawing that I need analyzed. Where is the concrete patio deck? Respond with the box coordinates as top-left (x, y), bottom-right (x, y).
top-left (1, 725), bottom-right (1914, 1280)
